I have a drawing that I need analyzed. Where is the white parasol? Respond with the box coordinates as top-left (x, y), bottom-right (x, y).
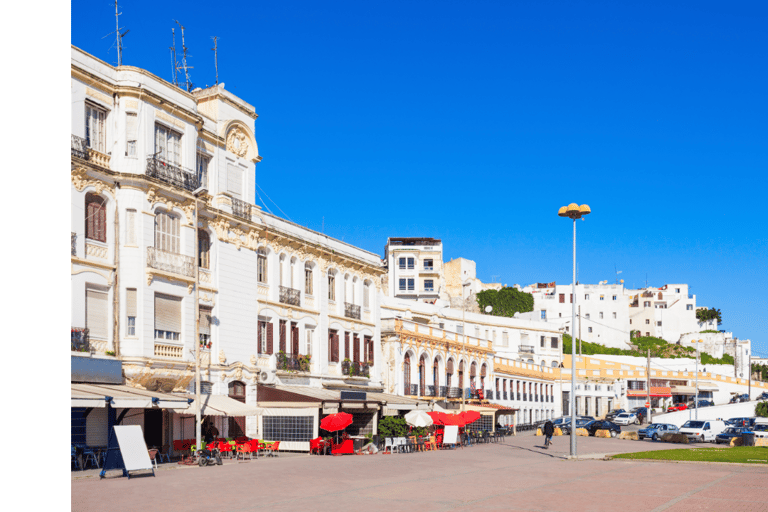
top-left (405, 410), bottom-right (434, 428)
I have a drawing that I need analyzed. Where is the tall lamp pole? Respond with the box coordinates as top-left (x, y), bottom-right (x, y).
top-left (461, 280), bottom-right (471, 412)
top-left (192, 186), bottom-right (208, 453)
top-left (558, 203), bottom-right (591, 459)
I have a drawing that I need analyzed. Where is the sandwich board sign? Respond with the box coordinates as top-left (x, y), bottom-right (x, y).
top-left (100, 425), bottom-right (154, 479)
top-left (443, 425), bottom-right (459, 445)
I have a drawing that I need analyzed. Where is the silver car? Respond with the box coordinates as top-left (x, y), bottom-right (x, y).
top-left (638, 423), bottom-right (679, 441)
top-left (613, 413), bottom-right (639, 426)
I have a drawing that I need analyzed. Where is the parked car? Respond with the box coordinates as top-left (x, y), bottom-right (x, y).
top-left (667, 403), bottom-right (687, 412)
top-left (679, 420), bottom-right (727, 443)
top-left (729, 394), bottom-right (749, 404)
top-left (757, 392), bottom-right (768, 401)
top-left (560, 418), bottom-right (592, 434)
top-left (688, 400), bottom-right (714, 408)
top-left (715, 427), bottom-right (750, 444)
top-left (584, 420), bottom-right (621, 437)
top-left (613, 413), bottom-right (639, 426)
top-left (753, 418), bottom-right (768, 439)
top-left (726, 417), bottom-right (755, 428)
top-left (638, 423), bottom-right (679, 441)
top-left (605, 409), bottom-right (626, 421)
top-left (630, 407), bottom-right (650, 422)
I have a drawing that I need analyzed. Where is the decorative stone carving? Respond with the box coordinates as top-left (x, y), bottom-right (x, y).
top-left (188, 283), bottom-right (194, 294)
top-left (250, 355), bottom-right (257, 366)
top-left (219, 349), bottom-right (226, 364)
top-left (234, 367), bottom-right (243, 381)
top-left (71, 168), bottom-right (113, 195)
top-left (180, 200), bottom-right (196, 226)
top-left (226, 126), bottom-right (249, 158)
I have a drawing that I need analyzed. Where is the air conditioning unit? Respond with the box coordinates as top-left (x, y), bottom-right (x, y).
top-left (258, 369), bottom-right (276, 384)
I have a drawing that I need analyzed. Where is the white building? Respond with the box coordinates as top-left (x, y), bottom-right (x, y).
top-left (70, 46), bottom-right (393, 452)
top-left (626, 284), bottom-right (710, 342)
top-left (383, 237), bottom-right (445, 302)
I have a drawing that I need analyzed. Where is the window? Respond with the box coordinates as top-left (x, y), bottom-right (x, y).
top-left (407, 278), bottom-right (414, 291)
top-left (154, 293), bottom-right (181, 341)
top-left (154, 123), bottom-right (182, 165)
top-left (226, 163), bottom-right (242, 198)
top-left (613, 312), bottom-right (617, 319)
top-left (675, 288), bottom-right (681, 293)
top-left (600, 295), bottom-right (604, 301)
top-left (657, 321), bottom-right (662, 326)
top-left (687, 304), bottom-right (693, 311)
top-left (559, 294), bottom-right (565, 303)
top-left (125, 112), bottom-right (138, 157)
top-left (599, 312), bottom-right (603, 319)
top-left (305, 264), bottom-right (313, 295)
top-left (154, 211), bottom-right (180, 253)
top-left (398, 258), bottom-right (406, 269)
top-left (328, 329), bottom-right (339, 362)
top-left (199, 306), bottom-right (212, 346)
top-left (85, 103), bottom-right (106, 152)
top-left (407, 258), bottom-right (415, 269)
top-left (263, 416), bottom-right (313, 442)
top-left (588, 327), bottom-right (593, 333)
top-left (198, 230), bottom-right (210, 269)
top-left (646, 332), bottom-right (650, 336)
top-left (259, 321), bottom-right (268, 353)
top-left (305, 328), bottom-right (313, 356)
top-left (644, 301), bottom-right (651, 307)
top-left (585, 313), bottom-right (590, 319)
top-left (550, 337), bottom-right (558, 349)
top-left (612, 295), bottom-right (617, 300)
top-left (424, 279), bottom-right (434, 292)
top-left (257, 248), bottom-right (268, 283)
top-left (584, 294), bottom-right (589, 300)
top-left (126, 288), bottom-right (137, 336)
top-left (456, 325), bottom-right (463, 335)
top-left (541, 310), bottom-right (546, 320)
top-left (502, 332), bottom-right (508, 346)
top-left (540, 336), bottom-right (545, 348)
top-left (424, 259), bottom-right (433, 270)
top-left (364, 283), bottom-right (370, 308)
top-left (399, 278), bottom-right (406, 291)
top-left (86, 285), bottom-right (109, 341)
top-left (196, 152), bottom-right (210, 188)
top-left (645, 319), bottom-right (650, 325)
top-left (328, 273), bottom-right (336, 301)
top-left (85, 193), bottom-right (107, 242)
top-left (126, 209), bottom-right (137, 245)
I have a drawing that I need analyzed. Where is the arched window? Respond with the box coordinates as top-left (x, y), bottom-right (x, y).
top-left (446, 358), bottom-right (453, 388)
top-left (480, 363), bottom-right (487, 389)
top-left (328, 270), bottom-right (336, 301)
top-left (228, 381), bottom-right (246, 437)
top-left (257, 248), bottom-right (268, 283)
top-left (459, 361), bottom-right (465, 390)
top-left (198, 229), bottom-right (210, 269)
top-left (304, 262), bottom-right (313, 295)
top-left (155, 210), bottom-right (180, 253)
top-left (433, 357), bottom-right (439, 389)
top-left (85, 193), bottom-right (106, 242)
top-left (551, 361), bottom-right (558, 368)
top-left (419, 355), bottom-right (427, 396)
top-left (403, 354), bottom-right (411, 393)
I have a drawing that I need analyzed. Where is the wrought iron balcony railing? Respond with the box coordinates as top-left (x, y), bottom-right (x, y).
top-left (517, 393), bottom-right (521, 401)
top-left (279, 286), bottom-right (301, 307)
top-left (447, 387), bottom-right (462, 398)
top-left (71, 232), bottom-right (77, 257)
top-left (71, 327), bottom-right (90, 352)
top-left (147, 247), bottom-right (195, 277)
top-left (503, 392), bottom-right (508, 401)
top-left (519, 345), bottom-right (535, 354)
top-left (145, 157), bottom-right (200, 192)
top-left (71, 135), bottom-right (88, 160)
top-left (523, 393), bottom-right (528, 401)
top-left (487, 390), bottom-right (494, 400)
top-left (231, 197), bottom-right (251, 222)
top-left (438, 386), bottom-right (448, 397)
top-left (425, 385), bottom-right (436, 397)
top-left (344, 302), bottom-right (361, 320)
top-left (407, 384), bottom-right (418, 396)
top-left (277, 353), bottom-right (311, 372)
top-left (341, 360), bottom-right (370, 378)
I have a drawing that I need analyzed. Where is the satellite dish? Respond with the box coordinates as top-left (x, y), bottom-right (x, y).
top-left (485, 306), bottom-right (493, 313)
top-left (513, 312), bottom-right (520, 318)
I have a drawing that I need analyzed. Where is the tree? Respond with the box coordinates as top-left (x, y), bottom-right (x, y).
top-left (696, 307), bottom-right (722, 326)
top-left (476, 287), bottom-right (534, 318)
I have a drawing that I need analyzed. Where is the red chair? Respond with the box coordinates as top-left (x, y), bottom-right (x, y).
top-left (331, 439), bottom-right (353, 455)
top-left (217, 441), bottom-right (232, 458)
top-left (309, 437), bottom-right (323, 455)
top-left (248, 439), bottom-right (261, 459)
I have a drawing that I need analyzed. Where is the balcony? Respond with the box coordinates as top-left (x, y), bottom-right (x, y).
top-left (438, 386), bottom-right (448, 397)
top-left (523, 393), bottom-right (528, 401)
top-left (406, 384), bottom-right (418, 396)
top-left (517, 393), bottom-right (521, 401)
top-left (71, 232), bottom-right (77, 257)
top-left (341, 360), bottom-right (370, 378)
top-left (147, 247), bottom-right (194, 278)
top-left (71, 135), bottom-right (88, 160)
top-left (424, 385), bottom-right (436, 397)
top-left (344, 302), bottom-right (361, 320)
top-left (231, 197), bottom-right (251, 222)
top-left (519, 345), bottom-right (535, 354)
top-left (71, 327), bottom-right (90, 352)
top-left (277, 353), bottom-right (311, 373)
top-left (487, 390), bottom-right (494, 400)
top-left (154, 343), bottom-right (183, 359)
top-left (279, 286), bottom-right (301, 307)
top-left (503, 392), bottom-right (508, 401)
top-left (447, 387), bottom-right (462, 398)
top-left (145, 157), bottom-right (199, 192)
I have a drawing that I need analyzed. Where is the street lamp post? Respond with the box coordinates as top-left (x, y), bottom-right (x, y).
top-left (461, 280), bottom-right (471, 412)
top-left (558, 203), bottom-right (591, 459)
top-left (192, 186), bottom-right (208, 454)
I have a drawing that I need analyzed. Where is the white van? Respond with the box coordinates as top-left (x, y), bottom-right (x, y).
top-left (679, 420), bottom-right (727, 443)
top-left (754, 418), bottom-right (768, 439)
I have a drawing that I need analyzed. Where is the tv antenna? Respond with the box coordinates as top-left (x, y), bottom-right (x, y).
top-left (614, 264), bottom-right (622, 284)
top-left (211, 36), bottom-right (220, 85)
top-left (491, 275), bottom-right (500, 283)
top-left (174, 20), bottom-right (193, 91)
top-left (102, 0), bottom-right (129, 66)
top-left (169, 28), bottom-right (178, 87)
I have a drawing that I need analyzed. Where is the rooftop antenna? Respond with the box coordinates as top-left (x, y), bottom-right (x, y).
top-left (102, 0), bottom-right (129, 66)
top-left (174, 20), bottom-right (193, 91)
top-left (491, 275), bottom-right (500, 283)
top-left (211, 36), bottom-right (219, 85)
top-left (615, 264), bottom-right (622, 284)
top-left (169, 28), bottom-right (178, 87)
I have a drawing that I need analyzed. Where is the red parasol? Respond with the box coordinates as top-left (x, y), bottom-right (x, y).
top-left (427, 411), bottom-right (448, 426)
top-left (460, 411), bottom-right (481, 425)
top-left (442, 414), bottom-right (467, 427)
top-left (320, 412), bottom-right (353, 432)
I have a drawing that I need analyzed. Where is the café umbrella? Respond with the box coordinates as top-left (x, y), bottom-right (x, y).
top-left (320, 412), bottom-right (354, 443)
top-left (461, 410), bottom-right (481, 425)
top-left (404, 410), bottom-right (434, 428)
top-left (427, 411), bottom-right (448, 426)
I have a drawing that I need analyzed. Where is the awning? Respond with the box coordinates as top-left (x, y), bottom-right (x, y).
top-left (174, 394), bottom-right (260, 417)
top-left (71, 383), bottom-right (192, 410)
top-left (697, 382), bottom-right (719, 392)
top-left (671, 385), bottom-right (697, 395)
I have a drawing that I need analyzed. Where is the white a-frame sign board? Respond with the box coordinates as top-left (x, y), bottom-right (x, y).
top-left (114, 425), bottom-right (154, 478)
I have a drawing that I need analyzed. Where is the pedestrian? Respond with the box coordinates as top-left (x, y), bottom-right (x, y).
top-left (637, 411), bottom-right (644, 425)
top-left (543, 420), bottom-right (554, 448)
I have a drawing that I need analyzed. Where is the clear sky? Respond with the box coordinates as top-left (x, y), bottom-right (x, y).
top-left (70, 1), bottom-right (767, 357)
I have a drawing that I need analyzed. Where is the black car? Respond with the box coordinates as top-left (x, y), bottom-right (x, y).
top-left (715, 427), bottom-right (750, 444)
top-left (689, 400), bottom-right (714, 408)
top-left (726, 417), bottom-right (755, 428)
top-left (584, 420), bottom-right (621, 437)
top-left (605, 409), bottom-right (626, 421)
top-left (560, 418), bottom-right (592, 435)
top-left (729, 394), bottom-right (749, 404)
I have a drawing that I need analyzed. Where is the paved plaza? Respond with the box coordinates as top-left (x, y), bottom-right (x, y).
top-left (72, 435), bottom-right (768, 512)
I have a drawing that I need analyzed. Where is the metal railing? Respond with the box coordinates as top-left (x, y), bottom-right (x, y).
top-left (145, 157), bottom-right (200, 192)
top-left (147, 247), bottom-right (194, 277)
top-left (344, 302), bottom-right (361, 320)
top-left (425, 385), bottom-right (436, 397)
top-left (438, 386), bottom-right (448, 397)
top-left (523, 393), bottom-right (528, 401)
top-left (71, 232), bottom-right (77, 256)
top-left (71, 135), bottom-right (88, 160)
top-left (279, 286), bottom-right (301, 307)
top-left (520, 345), bottom-right (535, 354)
top-left (487, 390), bottom-right (494, 400)
top-left (341, 360), bottom-right (370, 378)
top-left (407, 384), bottom-right (418, 396)
top-left (231, 197), bottom-right (251, 221)
top-left (278, 353), bottom-right (311, 372)
top-left (503, 392), bottom-right (508, 401)
top-left (71, 327), bottom-right (90, 352)
top-left (447, 387), bottom-right (462, 398)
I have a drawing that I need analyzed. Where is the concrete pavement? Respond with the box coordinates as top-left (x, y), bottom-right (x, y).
top-left (71, 434), bottom-right (768, 512)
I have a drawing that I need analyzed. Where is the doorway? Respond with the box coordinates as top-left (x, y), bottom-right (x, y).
top-left (144, 409), bottom-right (163, 448)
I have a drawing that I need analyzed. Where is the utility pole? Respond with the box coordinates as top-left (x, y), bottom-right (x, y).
top-left (174, 20), bottom-right (193, 91)
top-left (646, 349), bottom-right (652, 425)
top-left (170, 28), bottom-right (178, 87)
top-left (695, 339), bottom-right (700, 421)
top-left (578, 305), bottom-right (582, 357)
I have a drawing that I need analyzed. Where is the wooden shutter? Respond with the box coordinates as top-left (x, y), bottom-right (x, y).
top-left (291, 322), bottom-right (299, 355)
top-left (86, 287), bottom-right (108, 340)
top-left (198, 230), bottom-right (210, 269)
top-left (344, 332), bottom-right (350, 360)
top-left (353, 335), bottom-right (360, 362)
top-left (258, 320), bottom-right (265, 352)
top-left (154, 294), bottom-right (181, 333)
top-left (126, 288), bottom-right (137, 317)
top-left (154, 124), bottom-right (167, 160)
top-left (85, 194), bottom-right (106, 242)
top-left (126, 112), bottom-right (138, 156)
top-left (446, 359), bottom-right (453, 373)
top-left (279, 320), bottom-right (287, 353)
top-left (266, 322), bottom-right (274, 354)
top-left (199, 307), bottom-right (212, 336)
top-left (227, 164), bottom-right (242, 198)
top-left (328, 331), bottom-right (333, 362)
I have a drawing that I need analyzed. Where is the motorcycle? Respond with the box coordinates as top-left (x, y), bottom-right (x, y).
top-left (197, 447), bottom-right (223, 467)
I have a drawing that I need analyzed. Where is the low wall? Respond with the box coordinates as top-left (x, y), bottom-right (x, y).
top-left (653, 402), bottom-right (757, 427)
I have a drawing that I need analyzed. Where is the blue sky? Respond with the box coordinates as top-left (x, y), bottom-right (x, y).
top-left (70, 1), bottom-right (767, 356)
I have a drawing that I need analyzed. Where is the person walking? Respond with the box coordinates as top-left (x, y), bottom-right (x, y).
top-left (543, 420), bottom-right (555, 449)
